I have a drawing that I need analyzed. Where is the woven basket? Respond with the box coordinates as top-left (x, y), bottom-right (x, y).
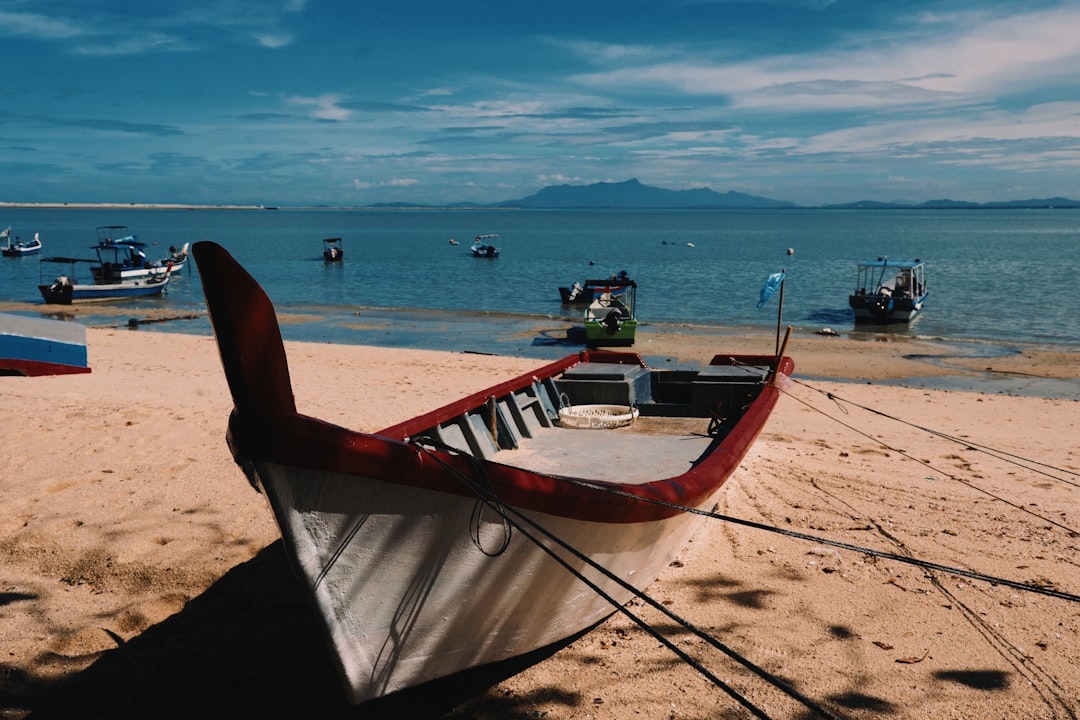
top-left (557, 404), bottom-right (639, 430)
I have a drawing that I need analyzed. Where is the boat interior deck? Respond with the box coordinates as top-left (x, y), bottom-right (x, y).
top-left (415, 360), bottom-right (772, 484)
top-left (490, 418), bottom-right (714, 484)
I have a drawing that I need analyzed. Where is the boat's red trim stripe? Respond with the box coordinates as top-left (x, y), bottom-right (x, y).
top-left (0, 358), bottom-right (91, 376)
top-left (228, 373), bottom-right (784, 524)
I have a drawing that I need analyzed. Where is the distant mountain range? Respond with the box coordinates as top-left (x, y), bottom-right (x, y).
top-left (371, 178), bottom-right (793, 209)
top-left (369, 178), bottom-right (1080, 210)
top-left (495, 178), bottom-right (796, 209)
top-left (822, 197), bottom-right (1080, 209)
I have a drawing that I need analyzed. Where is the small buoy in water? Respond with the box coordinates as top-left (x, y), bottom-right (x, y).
top-left (816, 327), bottom-right (838, 336)
top-left (787, 247), bottom-right (794, 255)
top-left (687, 242), bottom-right (695, 248)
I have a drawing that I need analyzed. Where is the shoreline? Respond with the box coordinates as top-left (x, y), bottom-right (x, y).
top-left (1, 328), bottom-right (1077, 718)
top-left (0, 202), bottom-right (264, 210)
top-left (2, 295), bottom-right (1078, 402)
top-left (2, 298), bottom-right (1077, 398)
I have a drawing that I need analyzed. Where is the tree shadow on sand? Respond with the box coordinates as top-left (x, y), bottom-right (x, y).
top-left (7, 542), bottom-right (581, 720)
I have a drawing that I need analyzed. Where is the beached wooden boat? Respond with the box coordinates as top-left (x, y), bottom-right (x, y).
top-left (0, 312), bottom-right (90, 375)
top-left (192, 240), bottom-right (793, 705)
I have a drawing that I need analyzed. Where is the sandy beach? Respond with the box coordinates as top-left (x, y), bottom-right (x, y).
top-left (1, 326), bottom-right (1077, 719)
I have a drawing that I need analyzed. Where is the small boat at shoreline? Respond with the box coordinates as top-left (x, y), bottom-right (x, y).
top-left (0, 312), bottom-right (90, 376)
top-left (322, 237), bottom-right (343, 262)
top-left (88, 226), bottom-right (187, 284)
top-left (1, 228), bottom-right (43, 257)
top-left (559, 271), bottom-right (633, 304)
top-left (470, 233), bottom-right (500, 257)
top-left (583, 278), bottom-right (638, 347)
top-left (848, 257), bottom-right (927, 323)
top-left (192, 240), bottom-right (792, 705)
top-left (38, 257), bottom-right (171, 304)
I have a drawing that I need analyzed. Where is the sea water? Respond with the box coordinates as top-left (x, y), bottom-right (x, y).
top-left (1, 206), bottom-right (1078, 359)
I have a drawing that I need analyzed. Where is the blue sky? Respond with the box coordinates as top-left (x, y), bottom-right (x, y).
top-left (3, 0), bottom-right (1079, 206)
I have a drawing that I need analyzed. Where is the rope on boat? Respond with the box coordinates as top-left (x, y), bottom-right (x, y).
top-left (411, 435), bottom-right (833, 720)
top-left (550, 475), bottom-right (1080, 605)
top-left (779, 379), bottom-right (1080, 537)
top-left (439, 440), bottom-right (513, 557)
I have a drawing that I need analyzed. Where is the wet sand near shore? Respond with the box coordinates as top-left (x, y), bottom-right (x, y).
top-left (3, 295), bottom-right (1077, 394)
top-left (1, 326), bottom-right (1077, 719)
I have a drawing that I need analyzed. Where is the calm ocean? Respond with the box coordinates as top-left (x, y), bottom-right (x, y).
top-left (2, 206), bottom-right (1078, 361)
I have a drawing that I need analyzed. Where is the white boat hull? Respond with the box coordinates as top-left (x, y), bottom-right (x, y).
top-left (38, 275), bottom-right (170, 304)
top-left (252, 460), bottom-right (716, 704)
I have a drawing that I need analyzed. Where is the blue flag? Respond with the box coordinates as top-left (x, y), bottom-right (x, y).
top-left (757, 271), bottom-right (786, 308)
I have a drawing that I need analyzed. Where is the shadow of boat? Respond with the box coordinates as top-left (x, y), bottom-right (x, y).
top-left (10, 542), bottom-right (583, 719)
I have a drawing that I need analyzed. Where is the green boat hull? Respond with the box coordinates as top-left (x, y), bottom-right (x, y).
top-left (584, 318), bottom-right (637, 347)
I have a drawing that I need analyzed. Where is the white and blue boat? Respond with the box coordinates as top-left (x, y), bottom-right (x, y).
top-left (0, 312), bottom-right (90, 376)
top-left (848, 257), bottom-right (927, 323)
top-left (88, 226), bottom-right (187, 284)
top-left (37, 256), bottom-right (171, 305)
top-left (1, 228), bottom-right (43, 257)
top-left (470, 233), bottom-right (500, 258)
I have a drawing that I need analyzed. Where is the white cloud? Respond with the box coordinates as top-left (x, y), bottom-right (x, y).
top-left (0, 10), bottom-right (85, 39)
top-left (568, 5), bottom-right (1080, 112)
top-left (353, 178), bottom-right (419, 190)
top-left (253, 32), bottom-right (294, 49)
top-left (791, 101), bottom-right (1080, 161)
top-left (288, 94), bottom-right (351, 122)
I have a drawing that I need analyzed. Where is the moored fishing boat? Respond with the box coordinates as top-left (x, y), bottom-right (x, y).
top-left (470, 233), bottom-right (500, 257)
top-left (1, 228), bottom-right (43, 256)
top-left (88, 226), bottom-right (187, 284)
top-left (322, 237), bottom-right (343, 261)
top-left (38, 257), bottom-right (171, 304)
top-left (559, 271), bottom-right (633, 304)
top-left (192, 240), bottom-right (792, 705)
top-left (848, 257), bottom-right (927, 323)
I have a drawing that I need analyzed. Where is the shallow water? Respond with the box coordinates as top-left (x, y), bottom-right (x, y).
top-left (2, 206), bottom-right (1077, 397)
